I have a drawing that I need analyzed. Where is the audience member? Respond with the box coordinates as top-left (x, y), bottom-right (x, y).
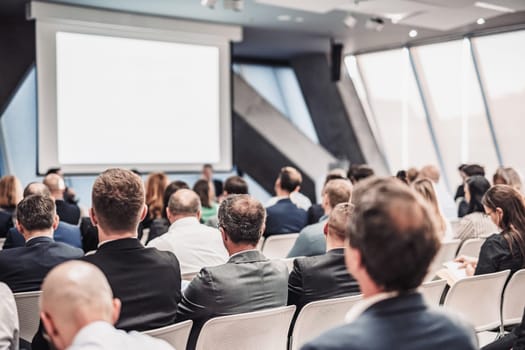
top-left (454, 175), bottom-right (497, 242)
top-left (302, 177), bottom-right (477, 350)
top-left (396, 170), bottom-right (408, 184)
top-left (201, 163), bottom-right (223, 199)
top-left (79, 217), bottom-right (99, 253)
top-left (264, 167), bottom-right (308, 237)
top-left (205, 176), bottom-right (249, 227)
top-left (419, 165), bottom-right (457, 220)
top-left (0, 282), bottom-right (19, 350)
top-left (493, 167), bottom-right (522, 192)
top-left (147, 180), bottom-right (190, 243)
top-left (0, 194), bottom-right (83, 292)
top-left (177, 194), bottom-right (288, 350)
top-left (309, 169), bottom-right (347, 225)
top-left (412, 178), bottom-right (452, 240)
top-left (0, 175), bottom-right (22, 238)
top-left (457, 164), bottom-right (486, 217)
top-left (143, 172), bottom-right (168, 229)
top-left (456, 185), bottom-right (525, 276)
top-left (288, 179), bottom-right (353, 257)
top-left (147, 189), bottom-right (228, 274)
top-left (45, 167), bottom-right (78, 205)
top-left (43, 173), bottom-right (81, 225)
top-left (40, 261), bottom-right (174, 350)
top-left (3, 182), bottom-right (82, 249)
top-left (193, 179), bottom-right (218, 224)
top-left (347, 164), bottom-right (374, 184)
top-left (288, 202), bottom-right (360, 312)
top-left (406, 167), bottom-right (419, 184)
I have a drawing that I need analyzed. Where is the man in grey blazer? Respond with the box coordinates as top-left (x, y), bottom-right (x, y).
top-left (302, 177), bottom-right (478, 350)
top-left (176, 194), bottom-right (288, 350)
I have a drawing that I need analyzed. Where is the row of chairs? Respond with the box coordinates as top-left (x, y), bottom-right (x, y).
top-left (427, 238), bottom-right (486, 281)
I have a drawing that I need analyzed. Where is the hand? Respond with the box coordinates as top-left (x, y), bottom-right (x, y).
top-left (454, 255), bottom-right (477, 274)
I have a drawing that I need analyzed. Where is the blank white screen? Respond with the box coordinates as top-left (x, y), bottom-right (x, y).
top-left (55, 31), bottom-right (220, 165)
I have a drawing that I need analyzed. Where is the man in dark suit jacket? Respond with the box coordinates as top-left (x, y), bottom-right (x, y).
top-left (264, 167), bottom-right (308, 237)
top-left (302, 177), bottom-right (477, 350)
top-left (32, 169), bottom-right (181, 350)
top-left (177, 194), bottom-right (288, 350)
top-left (0, 194), bottom-right (83, 292)
top-left (44, 173), bottom-right (81, 225)
top-left (288, 202), bottom-right (360, 312)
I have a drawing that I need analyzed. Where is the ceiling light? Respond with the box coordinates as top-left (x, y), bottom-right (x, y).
top-left (474, 1), bottom-right (516, 13)
top-left (344, 15), bottom-right (357, 28)
top-left (277, 15), bottom-right (291, 21)
top-left (477, 17), bottom-right (486, 25)
top-left (365, 17), bottom-right (384, 32)
top-left (409, 29), bottom-right (418, 38)
top-left (201, 0), bottom-right (217, 9)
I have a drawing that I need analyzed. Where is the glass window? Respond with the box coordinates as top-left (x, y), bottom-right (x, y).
top-left (473, 30), bottom-right (525, 176)
top-left (356, 48), bottom-right (439, 175)
top-left (234, 64), bottom-right (319, 144)
top-left (412, 39), bottom-right (500, 188)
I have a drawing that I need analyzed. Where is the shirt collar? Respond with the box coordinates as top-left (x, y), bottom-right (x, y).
top-left (169, 216), bottom-right (200, 230)
top-left (71, 321), bottom-right (114, 345)
top-left (345, 291), bottom-right (399, 323)
top-left (229, 248), bottom-right (259, 259)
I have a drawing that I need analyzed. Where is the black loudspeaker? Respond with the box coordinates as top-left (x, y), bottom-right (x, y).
top-left (331, 42), bottom-right (343, 82)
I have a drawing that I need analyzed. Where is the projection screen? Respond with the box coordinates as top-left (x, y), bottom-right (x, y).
top-left (30, 2), bottom-right (242, 174)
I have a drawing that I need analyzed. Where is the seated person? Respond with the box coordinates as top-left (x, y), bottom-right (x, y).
top-left (0, 194), bottom-right (83, 292)
top-left (176, 194), bottom-right (288, 350)
top-left (264, 167), bottom-right (308, 237)
top-left (40, 261), bottom-right (174, 350)
top-left (43, 173), bottom-right (81, 225)
top-left (288, 202), bottom-right (360, 312)
top-left (0, 282), bottom-right (18, 350)
top-left (288, 179), bottom-right (352, 257)
top-left (3, 182), bottom-right (82, 249)
top-left (205, 175), bottom-right (248, 227)
top-left (0, 175), bottom-right (22, 238)
top-left (302, 177), bottom-right (477, 350)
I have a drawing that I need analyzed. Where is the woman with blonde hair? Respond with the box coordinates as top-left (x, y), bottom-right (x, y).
top-left (144, 172), bottom-right (168, 226)
top-left (493, 167), bottom-right (522, 192)
top-left (412, 178), bottom-right (452, 240)
top-left (0, 175), bottom-right (23, 237)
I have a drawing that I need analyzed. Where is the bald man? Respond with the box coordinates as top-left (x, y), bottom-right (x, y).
top-left (147, 189), bottom-right (228, 274)
top-left (264, 166), bottom-right (308, 237)
top-left (40, 261), bottom-right (173, 350)
top-left (43, 174), bottom-right (80, 225)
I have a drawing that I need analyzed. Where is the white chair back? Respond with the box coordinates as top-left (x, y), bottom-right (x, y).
top-left (501, 269), bottom-right (525, 326)
top-left (195, 306), bottom-right (296, 350)
top-left (14, 290), bottom-right (42, 341)
top-left (290, 294), bottom-right (362, 350)
top-left (181, 271), bottom-right (198, 281)
top-left (426, 240), bottom-right (461, 281)
top-left (457, 238), bottom-right (485, 258)
top-left (262, 234), bottom-right (299, 259)
top-left (143, 320), bottom-right (193, 350)
top-left (420, 279), bottom-right (447, 306)
top-left (443, 270), bottom-right (510, 331)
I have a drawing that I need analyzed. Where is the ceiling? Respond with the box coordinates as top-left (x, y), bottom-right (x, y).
top-left (2, 0), bottom-right (525, 60)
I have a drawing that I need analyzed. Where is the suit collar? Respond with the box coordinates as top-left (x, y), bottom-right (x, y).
top-left (96, 237), bottom-right (143, 251)
top-left (228, 249), bottom-right (267, 264)
top-left (356, 292), bottom-right (426, 320)
top-left (276, 197), bottom-right (292, 204)
top-left (327, 247), bottom-right (344, 255)
top-left (25, 236), bottom-right (54, 247)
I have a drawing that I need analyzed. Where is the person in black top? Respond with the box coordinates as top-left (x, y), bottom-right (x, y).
top-left (0, 175), bottom-right (22, 238)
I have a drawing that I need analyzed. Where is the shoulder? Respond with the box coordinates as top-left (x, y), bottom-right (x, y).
top-left (57, 221), bottom-right (80, 232)
top-left (302, 324), bottom-right (360, 350)
top-left (482, 233), bottom-right (508, 249)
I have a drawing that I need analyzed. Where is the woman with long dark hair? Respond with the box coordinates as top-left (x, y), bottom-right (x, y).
top-left (454, 175), bottom-right (497, 242)
top-left (193, 179), bottom-right (217, 223)
top-left (457, 185), bottom-right (525, 276)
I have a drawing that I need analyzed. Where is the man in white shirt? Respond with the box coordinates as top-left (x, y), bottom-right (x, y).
top-left (40, 260), bottom-right (173, 350)
top-left (0, 282), bottom-right (18, 350)
top-left (147, 189), bottom-right (228, 274)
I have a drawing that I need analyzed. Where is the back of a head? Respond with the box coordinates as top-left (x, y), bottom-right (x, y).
top-left (17, 194), bottom-right (56, 232)
top-left (23, 182), bottom-right (51, 198)
top-left (324, 179), bottom-right (353, 208)
top-left (43, 173), bottom-right (66, 193)
top-left (92, 168), bottom-right (145, 233)
top-left (278, 166), bottom-right (302, 193)
top-left (218, 194), bottom-right (265, 246)
top-left (406, 167), bottom-right (419, 184)
top-left (327, 202), bottom-right (352, 240)
top-left (419, 165), bottom-right (440, 183)
top-left (224, 176), bottom-right (248, 195)
top-left (193, 179), bottom-right (212, 208)
top-left (0, 175), bottom-right (22, 208)
top-left (41, 261), bottom-right (115, 343)
top-left (412, 178), bottom-right (439, 211)
top-left (348, 164), bottom-right (374, 184)
top-left (168, 189), bottom-right (201, 217)
top-left (145, 172), bottom-right (168, 219)
top-left (324, 169), bottom-right (347, 186)
top-left (463, 164), bottom-right (485, 177)
top-left (349, 177), bottom-right (440, 292)
top-left (162, 181), bottom-right (190, 218)
top-left (465, 175), bottom-right (490, 214)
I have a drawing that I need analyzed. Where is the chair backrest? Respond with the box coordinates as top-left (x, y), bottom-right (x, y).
top-left (262, 234), bottom-right (299, 259)
top-left (443, 270), bottom-right (510, 332)
top-left (14, 290), bottom-right (42, 341)
top-left (420, 279), bottom-right (447, 306)
top-left (426, 240), bottom-right (461, 281)
top-left (277, 257), bottom-right (296, 274)
top-left (195, 306), bottom-right (296, 350)
top-left (456, 238), bottom-right (485, 258)
top-left (290, 294), bottom-right (362, 350)
top-left (501, 269), bottom-right (525, 326)
top-left (143, 320), bottom-right (193, 350)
